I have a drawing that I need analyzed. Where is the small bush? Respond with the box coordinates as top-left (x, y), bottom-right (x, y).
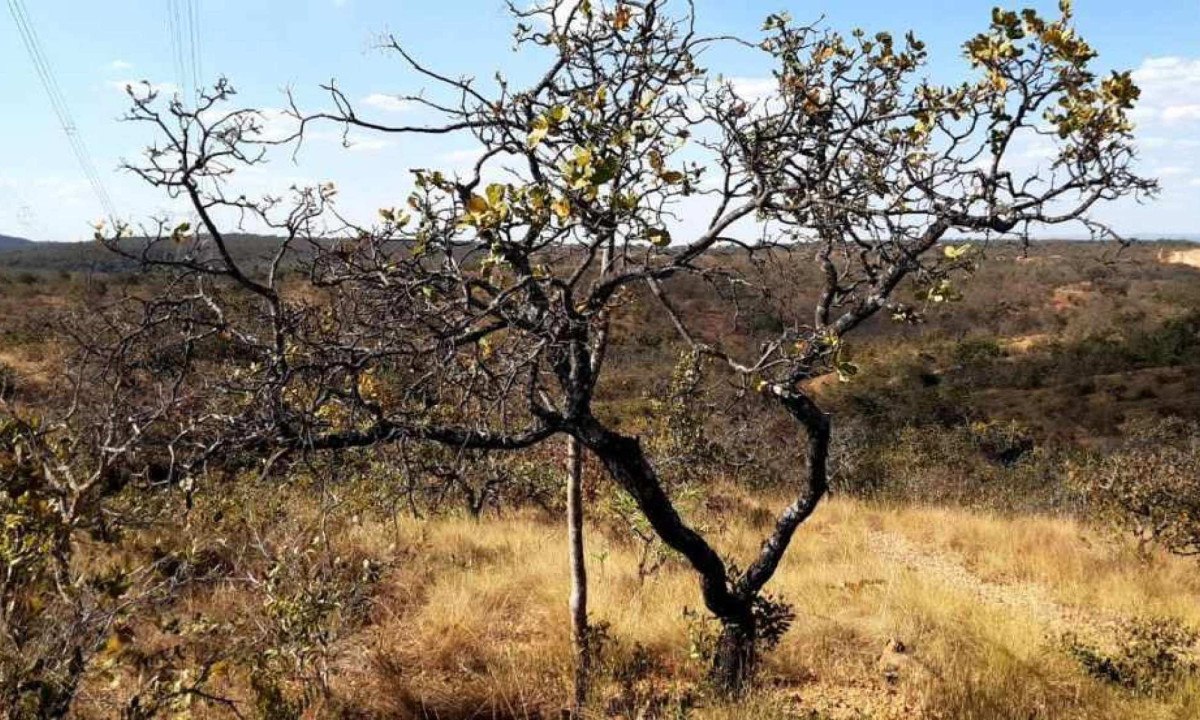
top-left (1064, 617), bottom-right (1199, 696)
top-left (1072, 416), bottom-right (1200, 556)
top-left (953, 336), bottom-right (1004, 365)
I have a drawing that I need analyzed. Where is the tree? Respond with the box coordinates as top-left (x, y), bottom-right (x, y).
top-left (96, 0), bottom-right (1154, 694)
top-left (1073, 417), bottom-right (1200, 557)
top-left (0, 312), bottom-right (218, 716)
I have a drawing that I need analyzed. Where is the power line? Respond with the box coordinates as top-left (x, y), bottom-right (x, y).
top-left (167, 0), bottom-right (203, 101)
top-left (186, 0), bottom-right (203, 99)
top-left (166, 0), bottom-right (188, 98)
top-left (5, 0), bottom-right (119, 223)
top-left (6, 185), bottom-right (45, 238)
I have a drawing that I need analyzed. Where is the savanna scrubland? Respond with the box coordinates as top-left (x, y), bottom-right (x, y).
top-left (4, 240), bottom-right (1200, 719)
top-left (4, 1), bottom-right (1200, 718)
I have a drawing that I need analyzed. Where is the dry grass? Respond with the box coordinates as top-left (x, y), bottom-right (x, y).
top-left (112, 487), bottom-right (1194, 719)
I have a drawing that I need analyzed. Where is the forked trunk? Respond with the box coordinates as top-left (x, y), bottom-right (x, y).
top-left (573, 391), bottom-right (831, 697)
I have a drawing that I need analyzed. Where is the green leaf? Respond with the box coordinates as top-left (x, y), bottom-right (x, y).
top-left (591, 156), bottom-right (620, 185)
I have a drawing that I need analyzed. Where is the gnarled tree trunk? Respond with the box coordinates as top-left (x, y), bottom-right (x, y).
top-left (574, 391), bottom-right (831, 693)
top-left (710, 604), bottom-right (757, 693)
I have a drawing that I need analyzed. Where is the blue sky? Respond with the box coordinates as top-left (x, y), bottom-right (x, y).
top-left (2, 0), bottom-right (1198, 242)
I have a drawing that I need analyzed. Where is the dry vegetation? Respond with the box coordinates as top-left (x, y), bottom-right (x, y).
top-left (3, 240), bottom-right (1200, 718)
top-left (1, 0), bottom-right (1196, 712)
top-left (66, 478), bottom-right (1200, 719)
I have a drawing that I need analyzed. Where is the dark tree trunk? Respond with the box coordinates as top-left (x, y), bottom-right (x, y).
top-left (710, 611), bottom-right (757, 694)
top-left (571, 389), bottom-right (831, 695)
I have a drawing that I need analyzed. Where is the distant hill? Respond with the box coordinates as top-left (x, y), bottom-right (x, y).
top-left (0, 235), bottom-right (303, 274)
top-left (0, 233), bottom-right (34, 251)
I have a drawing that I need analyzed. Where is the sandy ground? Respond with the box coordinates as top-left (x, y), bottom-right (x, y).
top-left (1161, 248), bottom-right (1200, 270)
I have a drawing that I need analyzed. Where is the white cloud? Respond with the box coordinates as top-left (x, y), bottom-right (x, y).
top-left (1163, 105), bottom-right (1200, 122)
top-left (345, 138), bottom-right (393, 152)
top-left (361, 93), bottom-right (410, 113)
top-left (1132, 56), bottom-right (1200, 124)
top-left (246, 108), bottom-right (302, 143)
top-left (1153, 166), bottom-right (1192, 177)
top-left (107, 59), bottom-right (134, 71)
top-left (727, 76), bottom-right (777, 103)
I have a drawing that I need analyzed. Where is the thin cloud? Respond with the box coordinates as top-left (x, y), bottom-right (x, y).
top-left (345, 138), bottom-right (393, 152)
top-left (727, 77), bottom-right (777, 103)
top-left (1154, 166), bottom-right (1192, 177)
top-left (362, 93), bottom-right (410, 113)
top-left (1163, 105), bottom-right (1200, 122)
top-left (440, 148), bottom-right (482, 164)
top-left (107, 59), bottom-right (134, 71)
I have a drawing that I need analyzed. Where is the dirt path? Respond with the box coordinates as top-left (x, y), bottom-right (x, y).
top-left (869, 530), bottom-right (1108, 643)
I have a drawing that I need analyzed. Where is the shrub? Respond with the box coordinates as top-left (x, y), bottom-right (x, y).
top-left (953, 336), bottom-right (1004, 365)
top-left (1064, 616), bottom-right (1199, 696)
top-left (1072, 416), bottom-right (1200, 556)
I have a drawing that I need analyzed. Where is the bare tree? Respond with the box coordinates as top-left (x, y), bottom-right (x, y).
top-left (0, 302), bottom-right (228, 716)
top-left (95, 0), bottom-right (1154, 693)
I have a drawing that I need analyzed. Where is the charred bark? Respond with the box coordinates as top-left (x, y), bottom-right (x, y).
top-left (573, 392), bottom-right (831, 692)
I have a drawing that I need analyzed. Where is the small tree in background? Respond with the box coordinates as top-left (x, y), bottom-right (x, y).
top-left (1074, 417), bottom-right (1200, 557)
top-left (94, 0), bottom-right (1153, 694)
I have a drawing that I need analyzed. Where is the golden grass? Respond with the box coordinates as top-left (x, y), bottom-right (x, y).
top-left (290, 493), bottom-right (1199, 719)
top-left (75, 487), bottom-right (1200, 719)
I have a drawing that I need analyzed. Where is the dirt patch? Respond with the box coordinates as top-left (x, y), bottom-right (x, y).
top-left (1161, 248), bottom-right (1200, 270)
top-left (0, 350), bottom-right (55, 386)
top-left (1000, 333), bottom-right (1052, 353)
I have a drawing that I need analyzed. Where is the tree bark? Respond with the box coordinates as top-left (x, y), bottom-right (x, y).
top-left (572, 389), bottom-right (831, 695)
top-left (710, 610), bottom-right (757, 695)
top-left (566, 435), bottom-right (589, 714)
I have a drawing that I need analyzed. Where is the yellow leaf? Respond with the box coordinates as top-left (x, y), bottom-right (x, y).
top-left (102, 634), bottom-right (126, 656)
top-left (551, 197), bottom-right (572, 220)
top-left (549, 105), bottom-right (571, 123)
top-left (467, 195), bottom-right (489, 216)
top-left (527, 125), bottom-right (549, 148)
top-left (486, 183), bottom-right (506, 207)
top-left (646, 228), bottom-right (671, 247)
